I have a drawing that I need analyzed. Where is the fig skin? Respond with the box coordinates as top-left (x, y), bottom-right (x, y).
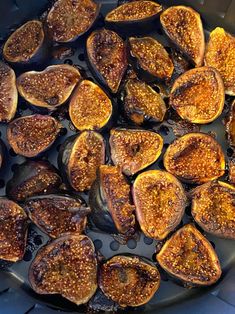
top-left (29, 234), bottom-right (97, 305)
top-left (163, 133), bottom-right (225, 184)
top-left (226, 100), bottom-right (235, 147)
top-left (17, 65), bottom-right (81, 110)
top-left (160, 6), bottom-right (205, 67)
top-left (7, 114), bottom-right (62, 158)
top-left (0, 62), bottom-right (18, 122)
top-left (156, 224), bottom-right (222, 286)
top-left (133, 170), bottom-right (187, 240)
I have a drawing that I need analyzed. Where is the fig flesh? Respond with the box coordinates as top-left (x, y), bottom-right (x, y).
top-left (226, 100), bottom-right (235, 147)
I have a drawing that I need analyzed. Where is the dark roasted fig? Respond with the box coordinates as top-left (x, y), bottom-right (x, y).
top-left (205, 27), bottom-right (235, 96)
top-left (170, 67), bottom-right (224, 124)
top-left (226, 100), bottom-right (235, 146)
top-left (24, 194), bottom-right (90, 238)
top-left (58, 131), bottom-right (105, 192)
top-left (156, 224), bottom-right (221, 286)
top-left (129, 37), bottom-right (174, 82)
top-left (89, 165), bottom-right (136, 235)
top-left (133, 170), bottom-right (187, 240)
top-left (86, 29), bottom-right (128, 93)
top-left (7, 114), bottom-right (62, 157)
top-left (0, 62), bottom-right (17, 122)
top-left (109, 128), bottom-right (163, 175)
top-left (17, 65), bottom-right (81, 110)
top-left (99, 255), bottom-right (160, 307)
top-left (46, 0), bottom-right (100, 43)
top-left (160, 6), bottom-right (205, 67)
top-left (29, 234), bottom-right (97, 305)
top-left (69, 80), bottom-right (112, 131)
top-left (164, 133), bottom-right (225, 184)
top-left (0, 198), bottom-right (28, 262)
top-left (6, 161), bottom-right (62, 202)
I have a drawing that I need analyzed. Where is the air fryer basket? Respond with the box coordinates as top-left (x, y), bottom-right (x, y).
top-left (0, 0), bottom-right (235, 313)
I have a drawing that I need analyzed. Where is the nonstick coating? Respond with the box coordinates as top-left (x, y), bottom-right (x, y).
top-left (0, 1), bottom-right (235, 314)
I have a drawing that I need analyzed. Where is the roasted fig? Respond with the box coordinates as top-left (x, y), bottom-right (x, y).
top-left (7, 114), bottom-right (62, 158)
top-left (0, 198), bottom-right (27, 262)
top-left (99, 255), bottom-right (160, 307)
top-left (229, 159), bottom-right (235, 185)
top-left (156, 224), bottom-right (221, 286)
top-left (24, 194), bottom-right (90, 238)
top-left (0, 62), bottom-right (17, 122)
top-left (58, 131), bottom-right (105, 192)
top-left (46, 0), bottom-right (100, 43)
top-left (6, 161), bottom-right (62, 202)
top-left (205, 27), bottom-right (235, 96)
top-left (29, 234), bottom-right (97, 305)
top-left (164, 133), bottom-right (225, 184)
top-left (133, 170), bottom-right (187, 240)
top-left (86, 29), bottom-right (128, 93)
top-left (69, 80), bottom-right (112, 131)
top-left (160, 6), bottom-right (205, 67)
top-left (89, 165), bottom-right (136, 235)
top-left (109, 128), bottom-right (163, 175)
top-left (170, 67), bottom-right (225, 124)
top-left (129, 37), bottom-right (174, 82)
top-left (226, 100), bottom-right (235, 146)
top-left (17, 65), bottom-right (81, 110)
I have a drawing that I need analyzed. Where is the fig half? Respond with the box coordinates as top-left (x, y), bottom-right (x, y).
top-left (110, 128), bottom-right (163, 176)
top-left (160, 6), bottom-right (205, 67)
top-left (133, 170), bottom-right (187, 240)
top-left (170, 67), bottom-right (225, 124)
top-left (99, 255), bottom-right (160, 307)
top-left (29, 235), bottom-right (97, 305)
top-left (69, 80), bottom-right (112, 131)
top-left (226, 100), bottom-right (235, 146)
top-left (164, 133), bottom-right (225, 184)
top-left (17, 65), bottom-right (81, 110)
top-left (156, 224), bottom-right (222, 286)
top-left (0, 198), bottom-right (28, 262)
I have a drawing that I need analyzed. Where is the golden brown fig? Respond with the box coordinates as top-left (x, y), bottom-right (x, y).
top-left (29, 235), bottom-right (97, 305)
top-left (0, 198), bottom-right (28, 262)
top-left (170, 67), bottom-right (224, 124)
top-left (156, 224), bottom-right (222, 286)
top-left (160, 6), bottom-right (205, 67)
top-left (164, 133), bottom-right (225, 184)
top-left (46, 0), bottom-right (100, 43)
top-left (205, 27), bottom-right (235, 95)
top-left (69, 80), bottom-right (112, 131)
top-left (7, 114), bottom-right (62, 158)
top-left (133, 170), bottom-right (187, 240)
top-left (99, 255), bottom-right (160, 307)
top-left (229, 159), bottom-right (235, 185)
top-left (17, 64), bottom-right (81, 110)
top-left (109, 128), bottom-right (163, 175)
top-left (86, 29), bottom-right (128, 93)
top-left (226, 100), bottom-right (235, 146)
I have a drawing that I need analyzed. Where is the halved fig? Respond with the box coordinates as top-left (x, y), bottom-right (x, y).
top-left (109, 128), bottom-right (163, 175)
top-left (99, 255), bottom-right (160, 307)
top-left (229, 159), bottom-right (235, 185)
top-left (123, 78), bottom-right (167, 125)
top-left (46, 0), bottom-right (100, 43)
top-left (29, 234), bottom-right (97, 305)
top-left (24, 194), bottom-right (90, 238)
top-left (69, 80), bottom-right (112, 131)
top-left (58, 131), bottom-right (105, 192)
top-left (163, 133), bottom-right (225, 184)
top-left (129, 37), bottom-right (174, 81)
top-left (6, 161), bottom-right (62, 202)
top-left (156, 224), bottom-right (221, 286)
top-left (86, 29), bottom-right (128, 93)
top-left (205, 27), bottom-right (235, 96)
top-left (7, 114), bottom-right (62, 158)
top-left (133, 170), bottom-right (187, 240)
top-left (0, 62), bottom-right (17, 122)
top-left (170, 67), bottom-right (225, 124)
top-left (226, 100), bottom-right (235, 146)
top-left (17, 65), bottom-right (81, 110)
top-left (0, 198), bottom-right (28, 262)
top-left (160, 6), bottom-right (205, 67)
top-left (89, 165), bottom-right (136, 235)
